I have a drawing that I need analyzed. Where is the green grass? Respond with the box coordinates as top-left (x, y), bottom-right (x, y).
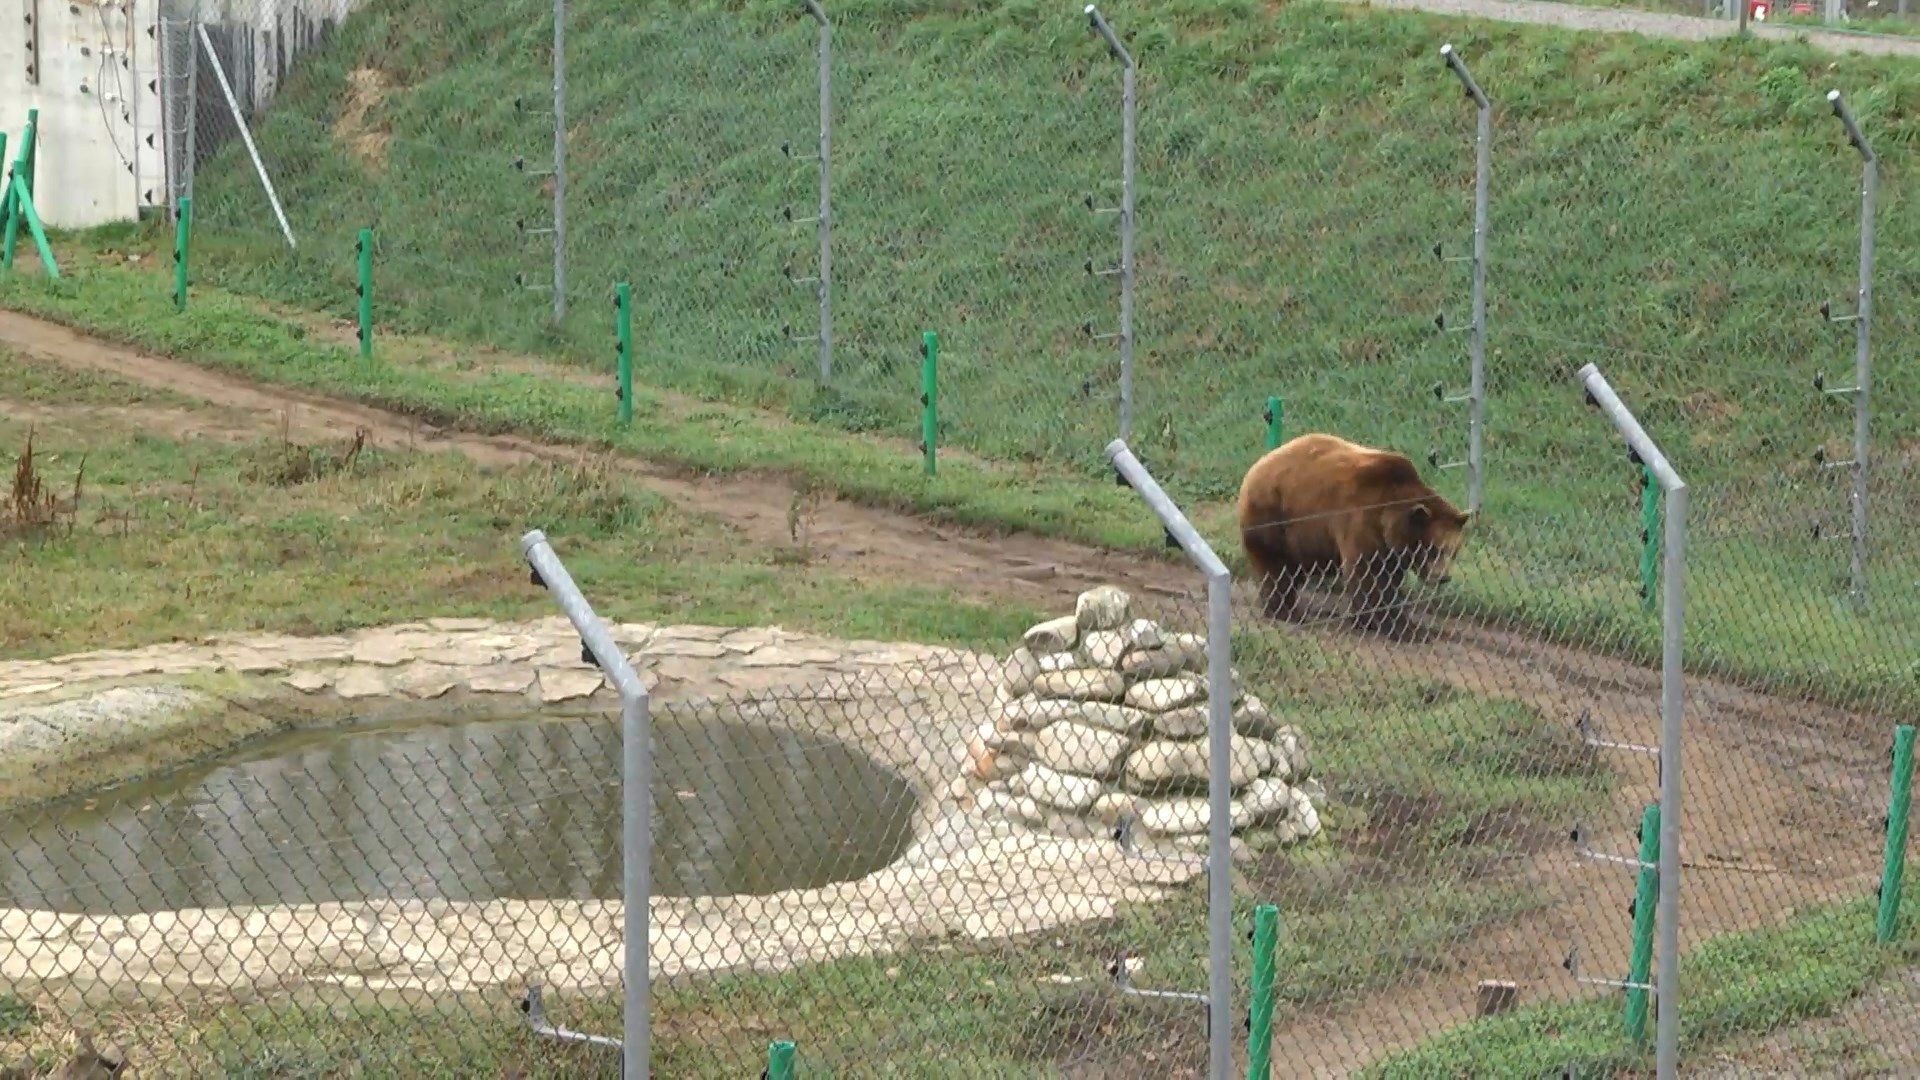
top-left (180, 0), bottom-right (1920, 505)
top-left (0, 350), bottom-right (1039, 656)
top-left (18, 0), bottom-right (1920, 718)
top-left (12, 257), bottom-right (1920, 722)
top-left (1366, 899), bottom-right (1920, 1077)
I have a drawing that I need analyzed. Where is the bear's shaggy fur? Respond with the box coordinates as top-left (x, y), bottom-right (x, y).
top-left (1237, 433), bottom-right (1470, 631)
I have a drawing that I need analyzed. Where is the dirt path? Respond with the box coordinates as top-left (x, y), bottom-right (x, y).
top-left (0, 309), bottom-right (1899, 1073)
top-left (0, 310), bottom-right (1194, 612)
top-left (1341, 0), bottom-right (1920, 57)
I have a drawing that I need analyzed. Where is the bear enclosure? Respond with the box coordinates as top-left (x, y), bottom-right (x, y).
top-left (9, 0), bottom-right (1920, 1075)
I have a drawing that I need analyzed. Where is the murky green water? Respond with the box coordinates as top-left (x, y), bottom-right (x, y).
top-left (0, 712), bottom-right (918, 915)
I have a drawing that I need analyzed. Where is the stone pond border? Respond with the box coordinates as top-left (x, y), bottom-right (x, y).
top-left (0, 619), bottom-right (1208, 1002)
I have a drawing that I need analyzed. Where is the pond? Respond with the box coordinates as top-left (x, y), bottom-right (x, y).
top-left (0, 711), bottom-right (920, 915)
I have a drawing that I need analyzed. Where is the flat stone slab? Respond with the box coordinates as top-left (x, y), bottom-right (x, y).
top-left (282, 670), bottom-right (330, 694)
top-left (469, 667), bottom-right (535, 695)
top-left (333, 668), bottom-right (390, 700)
top-left (537, 667), bottom-right (603, 703)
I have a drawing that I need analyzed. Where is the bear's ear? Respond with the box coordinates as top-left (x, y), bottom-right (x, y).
top-left (1408, 503), bottom-right (1433, 530)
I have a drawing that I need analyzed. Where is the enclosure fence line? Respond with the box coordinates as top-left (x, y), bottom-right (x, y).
top-left (1579, 363), bottom-right (1688, 1080)
top-left (1083, 5), bottom-right (1136, 443)
top-left (1437, 43), bottom-right (1489, 516)
top-left (520, 528), bottom-right (650, 1079)
top-left (550, 0), bottom-right (569, 322)
top-left (790, 0), bottom-right (833, 384)
top-left (1106, 438), bottom-right (1233, 1079)
top-left (1814, 89), bottom-right (1873, 607)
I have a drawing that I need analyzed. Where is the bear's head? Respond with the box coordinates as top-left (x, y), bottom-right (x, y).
top-left (1399, 500), bottom-right (1470, 585)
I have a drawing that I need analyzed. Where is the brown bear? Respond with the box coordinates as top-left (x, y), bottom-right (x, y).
top-left (1237, 433), bottom-right (1470, 632)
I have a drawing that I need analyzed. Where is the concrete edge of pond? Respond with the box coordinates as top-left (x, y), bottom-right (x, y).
top-left (0, 617), bottom-right (989, 812)
top-left (0, 618), bottom-right (1211, 1003)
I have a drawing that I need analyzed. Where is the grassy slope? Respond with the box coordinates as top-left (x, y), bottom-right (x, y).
top-left (188, 0), bottom-right (1920, 502)
top-left (160, 0), bottom-right (1920, 712)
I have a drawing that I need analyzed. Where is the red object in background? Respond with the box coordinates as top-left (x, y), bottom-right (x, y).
top-left (1749, 0), bottom-right (1770, 17)
top-left (1789, 0), bottom-right (1816, 10)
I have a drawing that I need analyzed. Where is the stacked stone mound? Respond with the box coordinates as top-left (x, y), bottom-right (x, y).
top-left (962, 586), bottom-right (1322, 850)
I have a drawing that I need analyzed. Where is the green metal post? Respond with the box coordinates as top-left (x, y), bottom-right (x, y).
top-left (5, 172), bottom-right (57, 279)
top-left (355, 229), bottom-right (374, 358)
top-left (1878, 725), bottom-right (1916, 943)
top-left (173, 197), bottom-right (193, 310)
top-left (1639, 464), bottom-right (1660, 611)
top-left (921, 331), bottom-right (939, 477)
top-left (1625, 802), bottom-right (1661, 1042)
top-left (1247, 903), bottom-right (1279, 1079)
top-left (616, 282), bottom-right (633, 426)
top-left (1264, 395), bottom-right (1284, 452)
top-left (1, 120), bottom-right (25, 269)
top-left (0, 133), bottom-right (10, 260)
top-left (767, 1039), bottom-right (796, 1080)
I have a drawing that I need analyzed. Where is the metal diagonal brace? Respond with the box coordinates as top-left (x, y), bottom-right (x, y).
top-left (521, 986), bottom-right (622, 1052)
top-left (1571, 825), bottom-right (1656, 872)
top-left (3, 169), bottom-right (59, 278)
top-left (1563, 944), bottom-right (1653, 993)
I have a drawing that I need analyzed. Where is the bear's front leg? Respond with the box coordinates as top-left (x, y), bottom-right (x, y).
top-left (1343, 552), bottom-right (1409, 637)
top-left (1257, 569), bottom-right (1302, 623)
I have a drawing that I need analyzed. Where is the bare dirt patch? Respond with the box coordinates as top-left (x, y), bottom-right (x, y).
top-left (333, 68), bottom-right (394, 172)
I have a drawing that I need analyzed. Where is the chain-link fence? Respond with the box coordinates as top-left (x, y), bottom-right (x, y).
top-left (20, 0), bottom-right (1920, 1073)
top-left (155, 1), bottom-right (1920, 507)
top-left (8, 369), bottom-right (1920, 1075)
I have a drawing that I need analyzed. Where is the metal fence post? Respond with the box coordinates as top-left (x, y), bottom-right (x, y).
top-left (1578, 365), bottom-right (1686, 1080)
top-left (1441, 44), bottom-right (1489, 515)
top-left (802, 0), bottom-right (833, 384)
top-left (1086, 5), bottom-right (1135, 443)
top-left (356, 227), bottom-right (375, 359)
top-left (1879, 725), bottom-right (1916, 943)
top-left (1247, 904), bottom-right (1279, 1078)
top-left (1826, 90), bottom-right (1873, 607)
top-left (551, 0), bottom-right (568, 322)
top-left (519, 530), bottom-right (650, 1079)
top-left (1106, 439), bottom-right (1233, 1080)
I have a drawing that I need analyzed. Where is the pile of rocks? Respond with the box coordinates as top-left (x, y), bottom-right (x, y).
top-left (961, 586), bottom-right (1322, 850)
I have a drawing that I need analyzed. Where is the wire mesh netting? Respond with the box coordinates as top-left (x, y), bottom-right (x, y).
top-left (4, 441), bottom-right (1920, 1073)
top-left (24, 0), bottom-right (1920, 1074)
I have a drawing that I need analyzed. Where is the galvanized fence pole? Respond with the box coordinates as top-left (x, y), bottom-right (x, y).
top-left (1579, 365), bottom-right (1686, 1080)
top-left (519, 530), bottom-right (651, 1079)
top-left (1441, 44), bottom-right (1489, 515)
top-left (1106, 439), bottom-right (1232, 1080)
top-left (551, 0), bottom-right (568, 322)
top-left (802, 0), bottom-right (833, 384)
top-left (185, 9), bottom-right (198, 206)
top-left (1086, 5), bottom-right (1135, 443)
top-left (1827, 90), bottom-right (1873, 606)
